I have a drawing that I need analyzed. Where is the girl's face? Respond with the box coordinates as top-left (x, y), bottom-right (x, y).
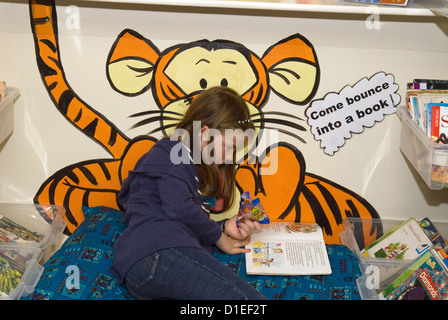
top-left (200, 126), bottom-right (250, 165)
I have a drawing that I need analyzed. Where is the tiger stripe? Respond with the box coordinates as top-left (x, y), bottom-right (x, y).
top-left (34, 158), bottom-right (123, 233)
top-left (297, 174), bottom-right (382, 244)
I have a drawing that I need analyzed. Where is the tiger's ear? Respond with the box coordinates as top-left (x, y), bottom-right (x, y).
top-left (106, 29), bottom-right (160, 96)
top-left (262, 34), bottom-right (320, 105)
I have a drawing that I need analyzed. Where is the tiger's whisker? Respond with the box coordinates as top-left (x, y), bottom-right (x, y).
top-left (251, 118), bottom-right (306, 132)
top-left (131, 116), bottom-right (181, 130)
top-left (129, 110), bottom-right (183, 118)
top-left (257, 111), bottom-right (305, 122)
top-left (148, 123), bottom-right (178, 135)
top-left (263, 126), bottom-right (306, 144)
top-left (249, 111), bottom-right (262, 119)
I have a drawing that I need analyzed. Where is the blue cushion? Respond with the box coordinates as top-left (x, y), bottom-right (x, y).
top-left (25, 206), bottom-right (362, 300)
top-left (25, 206), bottom-right (134, 300)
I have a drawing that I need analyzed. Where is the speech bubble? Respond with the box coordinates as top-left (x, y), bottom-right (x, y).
top-left (305, 72), bottom-right (401, 155)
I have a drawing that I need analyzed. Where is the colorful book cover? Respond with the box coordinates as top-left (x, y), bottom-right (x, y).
top-left (419, 217), bottom-right (447, 252)
top-left (429, 103), bottom-right (448, 141)
top-left (378, 250), bottom-right (448, 300)
top-left (362, 218), bottom-right (432, 260)
top-left (433, 249), bottom-right (448, 273)
top-left (0, 252), bottom-right (23, 297)
top-left (0, 215), bottom-right (44, 244)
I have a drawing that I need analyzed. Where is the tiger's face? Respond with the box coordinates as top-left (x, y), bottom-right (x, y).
top-left (158, 44), bottom-right (264, 160)
top-left (107, 30), bottom-right (320, 158)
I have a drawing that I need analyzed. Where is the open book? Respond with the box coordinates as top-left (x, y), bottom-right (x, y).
top-left (245, 222), bottom-right (332, 275)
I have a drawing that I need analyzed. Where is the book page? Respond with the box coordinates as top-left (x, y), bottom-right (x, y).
top-left (250, 222), bottom-right (324, 241)
top-left (245, 223), bottom-right (332, 275)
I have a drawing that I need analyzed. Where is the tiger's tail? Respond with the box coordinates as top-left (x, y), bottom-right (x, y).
top-left (29, 0), bottom-right (130, 158)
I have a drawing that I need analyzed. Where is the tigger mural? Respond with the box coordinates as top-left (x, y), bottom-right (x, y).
top-left (30, 0), bottom-right (382, 245)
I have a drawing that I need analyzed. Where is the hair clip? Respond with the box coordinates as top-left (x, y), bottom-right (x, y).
top-left (238, 119), bottom-right (251, 124)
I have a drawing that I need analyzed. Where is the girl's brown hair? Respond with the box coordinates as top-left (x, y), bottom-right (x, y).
top-left (175, 86), bottom-right (254, 212)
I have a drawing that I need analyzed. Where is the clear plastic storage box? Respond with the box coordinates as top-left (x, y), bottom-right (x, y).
top-left (0, 87), bottom-right (20, 145)
top-left (0, 204), bottom-right (66, 299)
top-left (0, 203), bottom-right (66, 249)
top-left (0, 245), bottom-right (43, 300)
top-left (340, 217), bottom-right (448, 300)
top-left (398, 105), bottom-right (448, 190)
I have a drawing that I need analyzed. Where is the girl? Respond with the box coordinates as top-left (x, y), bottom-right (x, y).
top-left (113, 87), bottom-right (267, 300)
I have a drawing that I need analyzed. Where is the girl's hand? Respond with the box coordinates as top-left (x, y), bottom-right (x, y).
top-left (223, 215), bottom-right (261, 241)
top-left (215, 233), bottom-right (251, 255)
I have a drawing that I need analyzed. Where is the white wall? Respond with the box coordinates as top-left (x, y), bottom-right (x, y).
top-left (0, 0), bottom-right (447, 222)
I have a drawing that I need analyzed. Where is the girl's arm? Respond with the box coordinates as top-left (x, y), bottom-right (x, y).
top-left (215, 233), bottom-right (251, 255)
top-left (221, 215), bottom-right (262, 240)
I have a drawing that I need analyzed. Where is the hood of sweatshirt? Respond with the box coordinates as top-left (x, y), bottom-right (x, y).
top-left (118, 137), bottom-right (201, 209)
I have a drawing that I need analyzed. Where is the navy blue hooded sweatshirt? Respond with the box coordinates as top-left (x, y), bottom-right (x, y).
top-left (113, 137), bottom-right (225, 283)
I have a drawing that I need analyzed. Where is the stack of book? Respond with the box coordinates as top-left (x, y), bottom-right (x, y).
top-left (361, 217), bottom-right (448, 300)
top-left (378, 249), bottom-right (448, 300)
top-left (405, 79), bottom-right (448, 144)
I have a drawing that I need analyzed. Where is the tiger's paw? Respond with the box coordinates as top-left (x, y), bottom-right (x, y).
top-left (235, 143), bottom-right (306, 221)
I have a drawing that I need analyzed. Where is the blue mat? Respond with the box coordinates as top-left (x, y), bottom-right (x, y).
top-left (212, 244), bottom-right (362, 300)
top-left (25, 206), bottom-right (362, 300)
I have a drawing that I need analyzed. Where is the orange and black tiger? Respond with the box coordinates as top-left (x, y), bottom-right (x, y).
top-left (30, 0), bottom-right (381, 245)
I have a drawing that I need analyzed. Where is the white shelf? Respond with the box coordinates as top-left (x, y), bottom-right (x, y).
top-left (80, 0), bottom-right (448, 17)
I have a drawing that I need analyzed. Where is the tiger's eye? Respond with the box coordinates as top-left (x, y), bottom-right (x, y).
top-left (220, 78), bottom-right (228, 87)
top-left (200, 78), bottom-right (207, 89)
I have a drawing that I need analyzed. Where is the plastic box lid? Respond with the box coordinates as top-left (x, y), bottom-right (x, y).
top-left (397, 105), bottom-right (448, 190)
top-left (0, 87), bottom-right (20, 145)
top-left (0, 245), bottom-right (44, 300)
top-left (340, 217), bottom-right (448, 300)
top-left (0, 203), bottom-right (67, 249)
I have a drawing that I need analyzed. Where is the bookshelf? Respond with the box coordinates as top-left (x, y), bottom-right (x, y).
top-left (79, 0), bottom-right (447, 17)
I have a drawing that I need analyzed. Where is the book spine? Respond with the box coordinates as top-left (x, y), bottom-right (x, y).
top-left (431, 105), bottom-right (440, 139)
